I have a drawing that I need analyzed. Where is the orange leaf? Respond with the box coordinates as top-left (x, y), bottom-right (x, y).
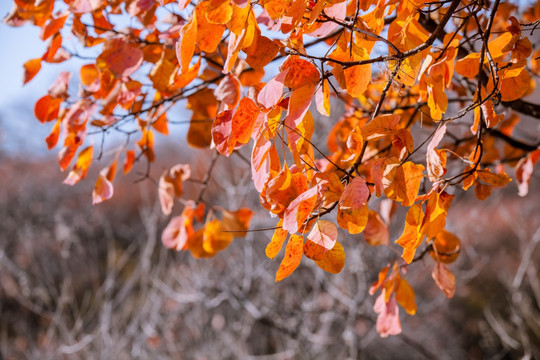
top-left (123, 150), bottom-right (136, 175)
top-left (282, 186), bottom-right (319, 234)
top-left (92, 171), bottom-right (114, 205)
top-left (432, 262), bottom-right (456, 298)
top-left (275, 234), bottom-right (303, 282)
top-left (63, 146), bottom-right (94, 186)
top-left (395, 277), bottom-right (417, 315)
top-left (284, 84), bottom-right (316, 137)
top-left (45, 120), bottom-right (61, 149)
top-left (221, 208), bottom-right (254, 237)
top-left (187, 88), bottom-right (217, 148)
top-left (315, 79), bottom-right (331, 116)
top-left (280, 56), bottom-right (320, 89)
top-left (57, 145), bottom-right (78, 171)
top-left (205, 0), bottom-right (233, 24)
top-left (40, 12), bottom-right (68, 40)
top-left (23, 58), bottom-right (41, 84)
top-left (203, 220), bottom-right (234, 254)
top-left (176, 15), bottom-right (197, 72)
top-left (337, 177), bottom-right (370, 234)
top-left (497, 65), bottom-right (531, 102)
top-left (314, 241), bottom-right (345, 274)
top-left (158, 163), bottom-right (191, 215)
top-left (430, 230), bottom-right (461, 264)
top-left (455, 53), bottom-right (480, 78)
top-left (231, 97), bottom-right (260, 145)
top-left (363, 210), bottom-right (389, 246)
top-left (361, 114), bottom-right (400, 141)
top-left (34, 95), bottom-right (62, 123)
top-left (152, 112), bottom-right (169, 135)
top-left (266, 221), bottom-right (288, 259)
top-left (330, 36), bottom-right (371, 97)
top-left (96, 37), bottom-right (143, 78)
top-left (395, 203), bottom-right (425, 263)
top-left (196, 2), bottom-right (226, 53)
top-left (384, 161), bottom-right (424, 207)
top-left (304, 220), bottom-right (338, 260)
top-left (371, 157), bottom-right (400, 197)
top-left (421, 191), bottom-right (454, 239)
top-left (257, 68), bottom-right (288, 109)
top-left (245, 34), bottom-right (281, 70)
top-left (162, 213), bottom-right (194, 251)
top-left (516, 149), bottom-right (540, 197)
top-left (212, 110), bottom-right (235, 156)
top-left (373, 291), bottom-right (402, 337)
top-left (476, 169), bottom-right (511, 187)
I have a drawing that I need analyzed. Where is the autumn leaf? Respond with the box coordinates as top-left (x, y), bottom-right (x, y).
top-left (396, 203), bottom-right (425, 263)
top-left (315, 241), bottom-right (346, 274)
top-left (361, 114), bottom-right (400, 141)
top-left (34, 95), bottom-right (62, 123)
top-left (221, 208), bottom-right (254, 237)
top-left (23, 58), bottom-right (42, 84)
top-left (363, 210), bottom-right (389, 246)
top-left (432, 262), bottom-right (456, 298)
top-left (203, 220), bottom-right (235, 254)
top-left (92, 171), bottom-right (114, 205)
top-left (373, 290), bottom-right (402, 337)
top-left (421, 191), bottom-right (454, 239)
top-left (304, 220), bottom-right (338, 261)
top-left (63, 146), bottom-right (93, 186)
top-left (158, 164), bottom-right (191, 215)
top-left (283, 186), bottom-right (319, 234)
top-left (337, 177), bottom-right (370, 234)
top-left (97, 37), bottom-right (143, 78)
top-left (430, 230), bottom-right (461, 264)
top-left (385, 162), bottom-right (425, 207)
top-left (275, 234), bottom-right (303, 282)
top-left (266, 221), bottom-right (288, 259)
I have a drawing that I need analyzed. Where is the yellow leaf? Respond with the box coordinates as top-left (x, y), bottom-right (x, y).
top-left (266, 220), bottom-right (288, 259)
top-left (276, 234), bottom-right (303, 282)
top-left (396, 277), bottom-right (417, 315)
top-left (315, 241), bottom-right (346, 274)
top-left (396, 203), bottom-right (425, 263)
top-left (384, 161), bottom-right (424, 207)
top-left (203, 220), bottom-right (234, 254)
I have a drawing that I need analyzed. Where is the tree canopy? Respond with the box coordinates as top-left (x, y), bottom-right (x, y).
top-left (5, 0), bottom-right (540, 336)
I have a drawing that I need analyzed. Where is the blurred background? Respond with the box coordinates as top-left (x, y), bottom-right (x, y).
top-left (1, 2), bottom-right (540, 359)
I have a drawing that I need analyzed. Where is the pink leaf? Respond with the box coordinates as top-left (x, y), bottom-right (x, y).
top-left (282, 186), bottom-right (319, 233)
top-left (373, 291), bottom-right (402, 337)
top-left (257, 68), bottom-right (289, 109)
top-left (92, 172), bottom-right (114, 205)
top-left (215, 74), bottom-right (242, 109)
